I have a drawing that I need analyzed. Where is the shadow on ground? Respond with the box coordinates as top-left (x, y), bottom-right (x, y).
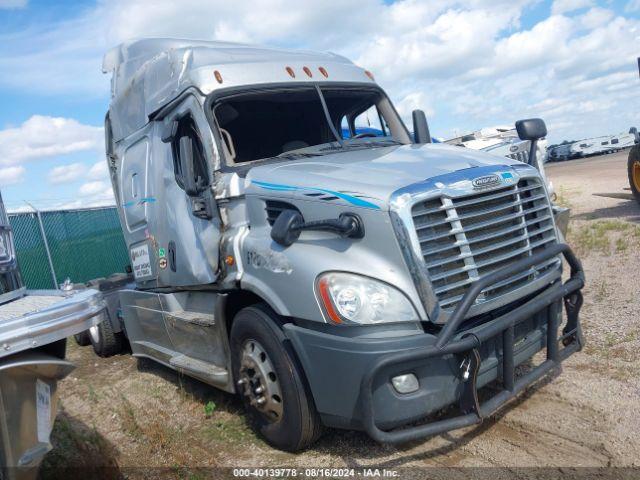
top-left (573, 197), bottom-right (640, 223)
top-left (39, 410), bottom-right (122, 480)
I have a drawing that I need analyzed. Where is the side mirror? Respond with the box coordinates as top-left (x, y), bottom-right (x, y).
top-left (178, 136), bottom-right (199, 196)
top-left (515, 118), bottom-right (547, 141)
top-left (412, 110), bottom-right (432, 144)
top-left (515, 118), bottom-right (547, 169)
top-left (271, 210), bottom-right (303, 247)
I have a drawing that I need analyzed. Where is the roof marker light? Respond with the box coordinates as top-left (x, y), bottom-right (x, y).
top-left (214, 70), bottom-right (223, 84)
top-left (365, 70), bottom-right (375, 81)
top-left (303, 66), bottom-right (313, 78)
top-left (319, 66), bottom-right (328, 78)
top-left (285, 66), bottom-right (295, 78)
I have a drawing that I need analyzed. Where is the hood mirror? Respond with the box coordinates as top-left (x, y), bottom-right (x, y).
top-left (515, 118), bottom-right (547, 141)
top-left (515, 118), bottom-right (547, 169)
top-left (412, 110), bottom-right (432, 144)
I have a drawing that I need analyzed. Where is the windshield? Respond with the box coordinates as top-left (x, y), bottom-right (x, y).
top-left (211, 85), bottom-right (410, 165)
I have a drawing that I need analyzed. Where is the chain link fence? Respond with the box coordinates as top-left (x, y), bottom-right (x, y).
top-left (8, 207), bottom-right (130, 289)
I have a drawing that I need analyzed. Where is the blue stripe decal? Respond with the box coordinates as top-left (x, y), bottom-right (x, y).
top-left (123, 197), bottom-right (157, 208)
top-left (252, 180), bottom-right (380, 210)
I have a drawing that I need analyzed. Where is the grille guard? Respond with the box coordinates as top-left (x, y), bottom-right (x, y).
top-left (360, 243), bottom-right (584, 444)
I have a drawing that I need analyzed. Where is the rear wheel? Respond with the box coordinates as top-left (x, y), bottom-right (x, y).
top-left (230, 304), bottom-right (321, 451)
top-left (73, 331), bottom-right (91, 346)
top-left (628, 145), bottom-right (640, 204)
top-left (90, 315), bottom-right (124, 357)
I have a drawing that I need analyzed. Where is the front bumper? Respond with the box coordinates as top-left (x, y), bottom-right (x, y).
top-left (285, 243), bottom-right (584, 443)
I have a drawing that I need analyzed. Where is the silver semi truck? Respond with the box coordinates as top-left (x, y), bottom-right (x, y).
top-left (99, 39), bottom-right (585, 451)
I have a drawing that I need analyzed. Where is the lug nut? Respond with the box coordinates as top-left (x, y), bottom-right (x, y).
top-left (237, 379), bottom-right (246, 386)
top-left (255, 386), bottom-right (264, 394)
top-left (256, 397), bottom-right (266, 405)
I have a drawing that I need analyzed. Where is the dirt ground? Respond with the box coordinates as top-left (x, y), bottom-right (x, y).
top-left (40, 150), bottom-right (640, 478)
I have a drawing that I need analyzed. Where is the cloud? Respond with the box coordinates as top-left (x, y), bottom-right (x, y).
top-left (87, 160), bottom-right (109, 180)
top-left (626, 0), bottom-right (640, 12)
top-left (66, 178), bottom-right (116, 208)
top-left (0, 115), bottom-right (104, 167)
top-left (79, 180), bottom-right (110, 196)
top-left (551, 0), bottom-right (593, 15)
top-left (48, 162), bottom-right (87, 184)
top-left (0, 0), bottom-right (27, 9)
top-left (0, 0), bottom-right (638, 145)
top-left (0, 166), bottom-right (25, 186)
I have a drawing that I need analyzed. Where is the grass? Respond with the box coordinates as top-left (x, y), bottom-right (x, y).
top-left (201, 414), bottom-right (262, 446)
top-left (569, 219), bottom-right (640, 255)
top-left (87, 384), bottom-right (99, 404)
top-left (594, 280), bottom-right (609, 303)
top-left (119, 395), bottom-right (143, 440)
top-left (554, 186), bottom-right (573, 209)
top-left (40, 411), bottom-right (120, 479)
top-left (204, 400), bottom-right (217, 418)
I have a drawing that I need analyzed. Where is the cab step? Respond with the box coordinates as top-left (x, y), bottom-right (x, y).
top-left (169, 354), bottom-right (228, 386)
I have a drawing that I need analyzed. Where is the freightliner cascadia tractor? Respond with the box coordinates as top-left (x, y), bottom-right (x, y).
top-left (99, 39), bottom-right (585, 451)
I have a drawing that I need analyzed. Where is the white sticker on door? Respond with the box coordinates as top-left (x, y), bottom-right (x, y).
top-left (36, 379), bottom-right (51, 443)
top-left (131, 243), bottom-right (152, 279)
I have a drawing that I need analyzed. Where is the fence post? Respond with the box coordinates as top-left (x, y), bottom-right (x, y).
top-left (27, 203), bottom-right (58, 290)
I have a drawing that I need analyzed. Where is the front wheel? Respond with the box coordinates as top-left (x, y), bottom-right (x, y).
top-left (230, 304), bottom-right (321, 451)
top-left (628, 145), bottom-right (640, 204)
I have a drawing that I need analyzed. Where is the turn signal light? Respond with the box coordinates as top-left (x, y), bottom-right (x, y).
top-left (318, 66), bottom-right (328, 78)
top-left (214, 70), bottom-right (223, 84)
top-left (285, 66), bottom-right (295, 78)
top-left (364, 70), bottom-right (375, 81)
top-left (317, 277), bottom-right (342, 324)
top-left (303, 66), bottom-right (313, 78)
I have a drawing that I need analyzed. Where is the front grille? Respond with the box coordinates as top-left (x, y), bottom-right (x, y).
top-left (507, 150), bottom-right (529, 163)
top-left (411, 177), bottom-right (558, 311)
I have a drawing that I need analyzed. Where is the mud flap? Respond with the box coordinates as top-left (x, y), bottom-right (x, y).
top-left (458, 345), bottom-right (481, 416)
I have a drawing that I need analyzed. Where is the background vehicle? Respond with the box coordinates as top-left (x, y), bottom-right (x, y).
top-left (629, 59), bottom-right (640, 203)
top-left (0, 191), bottom-right (104, 480)
top-left (547, 143), bottom-right (574, 162)
top-left (630, 145), bottom-right (640, 204)
top-left (99, 39), bottom-right (584, 451)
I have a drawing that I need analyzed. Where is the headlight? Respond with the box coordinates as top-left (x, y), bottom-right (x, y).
top-left (316, 272), bottom-right (418, 325)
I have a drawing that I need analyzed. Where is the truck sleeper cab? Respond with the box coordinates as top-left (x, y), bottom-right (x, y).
top-left (101, 39), bottom-right (584, 451)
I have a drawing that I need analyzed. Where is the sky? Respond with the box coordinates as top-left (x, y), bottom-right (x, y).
top-left (0, 0), bottom-right (638, 211)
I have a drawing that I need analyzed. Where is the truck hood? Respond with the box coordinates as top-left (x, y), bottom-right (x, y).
top-left (245, 143), bottom-right (526, 210)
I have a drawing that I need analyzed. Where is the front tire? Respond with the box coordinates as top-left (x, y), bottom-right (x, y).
top-left (230, 304), bottom-right (321, 451)
top-left (628, 145), bottom-right (640, 204)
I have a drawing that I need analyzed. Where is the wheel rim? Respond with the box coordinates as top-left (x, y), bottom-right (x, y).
top-left (633, 160), bottom-right (640, 193)
top-left (237, 339), bottom-right (283, 422)
top-left (89, 325), bottom-right (100, 344)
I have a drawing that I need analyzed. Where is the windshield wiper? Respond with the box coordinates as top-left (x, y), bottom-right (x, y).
top-left (273, 151), bottom-right (321, 160)
top-left (319, 139), bottom-right (403, 152)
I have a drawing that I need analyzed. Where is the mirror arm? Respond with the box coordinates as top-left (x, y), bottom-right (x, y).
top-left (528, 139), bottom-right (538, 167)
top-left (295, 213), bottom-right (364, 238)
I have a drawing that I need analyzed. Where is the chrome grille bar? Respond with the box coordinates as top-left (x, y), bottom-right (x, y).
top-left (411, 177), bottom-right (558, 312)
